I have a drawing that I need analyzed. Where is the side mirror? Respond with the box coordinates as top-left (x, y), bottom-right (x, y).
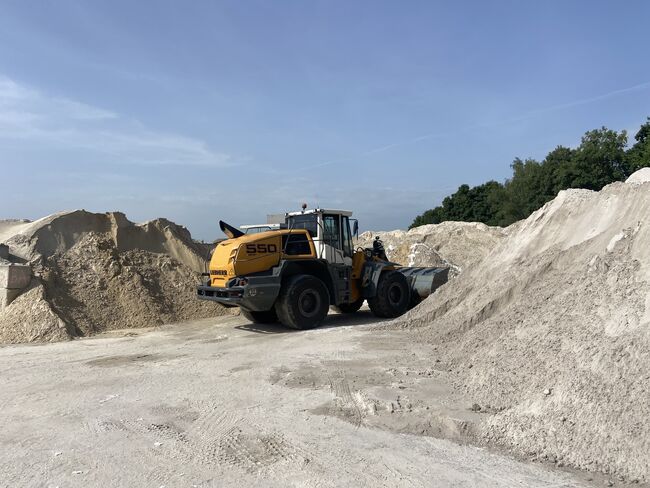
top-left (352, 220), bottom-right (359, 237)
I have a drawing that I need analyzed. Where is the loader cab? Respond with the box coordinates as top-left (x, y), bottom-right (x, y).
top-left (285, 208), bottom-right (355, 265)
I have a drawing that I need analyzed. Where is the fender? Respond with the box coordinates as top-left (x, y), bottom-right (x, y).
top-left (361, 260), bottom-right (395, 298)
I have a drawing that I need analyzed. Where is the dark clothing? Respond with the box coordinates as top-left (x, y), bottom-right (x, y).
top-left (373, 238), bottom-right (388, 261)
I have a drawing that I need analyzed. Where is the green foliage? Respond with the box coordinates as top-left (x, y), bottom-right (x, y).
top-left (626, 118), bottom-right (650, 173)
top-left (568, 127), bottom-right (628, 189)
top-left (410, 181), bottom-right (506, 228)
top-left (410, 118), bottom-right (650, 229)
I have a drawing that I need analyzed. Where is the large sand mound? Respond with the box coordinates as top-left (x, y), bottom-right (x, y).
top-left (357, 221), bottom-right (506, 273)
top-left (393, 171), bottom-right (650, 482)
top-left (0, 210), bottom-right (225, 343)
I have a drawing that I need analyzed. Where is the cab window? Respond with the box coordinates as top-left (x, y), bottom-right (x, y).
top-left (322, 214), bottom-right (341, 249)
top-left (286, 214), bottom-right (317, 237)
top-left (341, 216), bottom-right (353, 257)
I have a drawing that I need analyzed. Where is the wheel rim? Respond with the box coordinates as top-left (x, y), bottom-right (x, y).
top-left (388, 283), bottom-right (403, 306)
top-left (298, 289), bottom-right (321, 317)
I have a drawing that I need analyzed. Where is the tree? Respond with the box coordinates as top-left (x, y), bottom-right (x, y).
top-left (626, 118), bottom-right (650, 173)
top-left (568, 127), bottom-right (628, 189)
top-left (409, 181), bottom-right (504, 228)
top-left (410, 207), bottom-right (444, 227)
top-left (410, 118), bottom-right (648, 230)
top-left (543, 145), bottom-right (576, 194)
top-left (497, 158), bottom-right (546, 224)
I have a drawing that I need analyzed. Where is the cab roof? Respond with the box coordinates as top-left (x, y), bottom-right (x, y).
top-left (240, 224), bottom-right (280, 229)
top-left (285, 208), bottom-right (353, 217)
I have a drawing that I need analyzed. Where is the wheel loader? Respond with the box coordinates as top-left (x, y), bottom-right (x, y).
top-left (197, 207), bottom-right (449, 329)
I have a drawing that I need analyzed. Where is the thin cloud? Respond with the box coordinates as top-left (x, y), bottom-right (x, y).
top-left (300, 80), bottom-right (650, 172)
top-left (0, 77), bottom-right (117, 120)
top-left (522, 81), bottom-right (650, 117)
top-left (0, 75), bottom-right (233, 167)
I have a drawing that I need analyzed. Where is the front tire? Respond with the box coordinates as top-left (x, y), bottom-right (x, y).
top-left (241, 308), bottom-right (278, 324)
top-left (276, 275), bottom-right (330, 330)
top-left (367, 270), bottom-right (411, 318)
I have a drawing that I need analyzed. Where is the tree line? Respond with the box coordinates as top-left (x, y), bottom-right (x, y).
top-left (410, 118), bottom-right (650, 228)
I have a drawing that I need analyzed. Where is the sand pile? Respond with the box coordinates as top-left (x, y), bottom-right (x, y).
top-left (357, 221), bottom-right (506, 273)
top-left (0, 283), bottom-right (72, 343)
top-left (0, 210), bottom-right (225, 344)
top-left (394, 170), bottom-right (650, 482)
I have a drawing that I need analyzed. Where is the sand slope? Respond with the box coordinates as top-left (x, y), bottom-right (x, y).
top-left (393, 173), bottom-right (650, 482)
top-left (0, 210), bottom-right (225, 343)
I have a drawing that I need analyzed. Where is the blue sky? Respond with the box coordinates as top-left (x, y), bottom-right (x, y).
top-left (1, 1), bottom-right (649, 240)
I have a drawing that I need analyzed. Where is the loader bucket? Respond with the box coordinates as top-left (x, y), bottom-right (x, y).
top-left (396, 266), bottom-right (449, 299)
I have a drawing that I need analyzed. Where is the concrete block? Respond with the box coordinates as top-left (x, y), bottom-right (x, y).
top-left (0, 287), bottom-right (23, 311)
top-left (0, 244), bottom-right (8, 260)
top-left (0, 264), bottom-right (31, 289)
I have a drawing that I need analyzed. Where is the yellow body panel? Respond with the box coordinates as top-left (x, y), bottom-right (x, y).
top-left (209, 229), bottom-right (315, 287)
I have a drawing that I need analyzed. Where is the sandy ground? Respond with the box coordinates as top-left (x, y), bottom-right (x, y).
top-left (0, 312), bottom-right (603, 488)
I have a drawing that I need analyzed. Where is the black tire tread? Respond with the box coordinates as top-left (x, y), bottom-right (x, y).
top-left (367, 270), bottom-right (411, 318)
top-left (275, 274), bottom-right (330, 330)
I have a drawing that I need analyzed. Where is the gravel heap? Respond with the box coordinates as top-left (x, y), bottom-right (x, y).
top-left (393, 169), bottom-right (650, 482)
top-left (357, 221), bottom-right (507, 275)
top-left (0, 210), bottom-right (226, 343)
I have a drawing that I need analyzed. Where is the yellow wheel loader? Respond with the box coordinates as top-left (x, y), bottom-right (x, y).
top-left (197, 207), bottom-right (448, 329)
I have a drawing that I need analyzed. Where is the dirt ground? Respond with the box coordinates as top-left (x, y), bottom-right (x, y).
top-left (0, 312), bottom-right (610, 488)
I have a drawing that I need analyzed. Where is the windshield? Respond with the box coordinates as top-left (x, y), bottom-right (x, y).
top-left (286, 214), bottom-right (318, 237)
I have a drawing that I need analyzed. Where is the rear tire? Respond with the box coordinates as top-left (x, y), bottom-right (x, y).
top-left (332, 298), bottom-right (364, 314)
top-left (240, 308), bottom-right (278, 324)
top-left (275, 275), bottom-right (330, 330)
top-left (368, 270), bottom-right (411, 318)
